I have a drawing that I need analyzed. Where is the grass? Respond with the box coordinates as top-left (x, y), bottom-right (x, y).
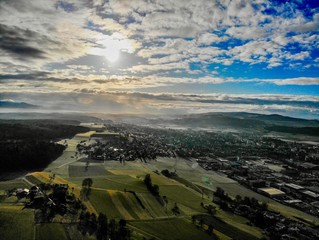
top-left (196, 214), bottom-right (263, 240)
top-left (116, 191), bottom-right (144, 219)
top-left (108, 169), bottom-right (147, 177)
top-left (68, 165), bottom-right (109, 177)
top-left (159, 185), bottom-right (209, 213)
top-left (90, 188), bottom-right (168, 220)
top-left (0, 205), bottom-right (34, 240)
top-left (0, 180), bottom-right (29, 190)
top-left (213, 230), bottom-right (232, 240)
top-left (146, 173), bottom-right (180, 186)
top-left (89, 189), bottom-right (123, 219)
top-left (268, 202), bottom-right (319, 225)
top-left (136, 193), bottom-right (167, 218)
top-left (63, 224), bottom-right (96, 240)
top-left (36, 223), bottom-right (68, 240)
top-left (69, 175), bottom-right (148, 193)
top-left (216, 211), bottom-right (264, 239)
top-left (129, 218), bottom-right (214, 240)
top-left (25, 174), bottom-right (44, 185)
top-left (31, 172), bottom-right (68, 184)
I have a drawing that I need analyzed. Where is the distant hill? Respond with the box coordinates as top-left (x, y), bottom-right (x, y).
top-left (149, 112), bottom-right (319, 135)
top-left (0, 100), bottom-right (37, 108)
top-left (0, 112), bottom-right (102, 123)
top-left (169, 112), bottom-right (265, 129)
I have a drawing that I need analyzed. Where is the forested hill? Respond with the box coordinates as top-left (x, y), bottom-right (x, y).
top-left (0, 119), bottom-right (87, 140)
top-left (0, 120), bottom-right (89, 177)
top-left (149, 112), bottom-right (319, 135)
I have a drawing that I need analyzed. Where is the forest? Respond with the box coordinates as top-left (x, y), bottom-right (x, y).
top-left (0, 120), bottom-right (88, 174)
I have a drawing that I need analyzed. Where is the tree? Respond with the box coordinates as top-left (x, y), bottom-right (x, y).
top-left (143, 174), bottom-right (160, 196)
top-left (207, 224), bottom-right (214, 235)
top-left (97, 213), bottom-right (108, 240)
top-left (109, 219), bottom-right (117, 240)
top-left (88, 213), bottom-right (97, 235)
top-left (235, 194), bottom-right (242, 203)
top-left (82, 178), bottom-right (93, 188)
top-left (118, 219), bottom-right (130, 240)
top-left (81, 178), bottom-right (93, 200)
top-left (152, 184), bottom-right (159, 196)
top-left (199, 218), bottom-right (204, 228)
top-left (207, 204), bottom-right (216, 215)
top-left (172, 202), bottom-right (180, 215)
top-left (191, 215), bottom-right (196, 224)
top-left (214, 187), bottom-right (225, 198)
top-left (144, 174), bottom-right (152, 187)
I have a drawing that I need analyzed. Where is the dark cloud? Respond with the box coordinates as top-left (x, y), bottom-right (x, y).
top-left (102, 92), bottom-right (319, 110)
top-left (0, 24), bottom-right (46, 58)
top-left (0, 72), bottom-right (47, 80)
top-left (0, 72), bottom-right (85, 83)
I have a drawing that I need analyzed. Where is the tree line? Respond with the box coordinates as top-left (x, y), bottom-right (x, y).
top-left (0, 121), bottom-right (89, 175)
top-left (78, 211), bottom-right (130, 240)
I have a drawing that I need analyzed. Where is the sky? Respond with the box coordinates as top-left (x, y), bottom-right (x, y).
top-left (0, 0), bottom-right (319, 118)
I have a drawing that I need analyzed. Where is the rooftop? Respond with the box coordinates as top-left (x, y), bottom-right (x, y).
top-left (258, 187), bottom-right (286, 196)
top-left (302, 190), bottom-right (319, 199)
top-left (285, 183), bottom-right (304, 190)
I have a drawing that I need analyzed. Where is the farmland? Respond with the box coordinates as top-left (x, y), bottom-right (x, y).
top-left (129, 218), bottom-right (214, 240)
top-left (0, 205), bottom-right (34, 240)
top-left (1, 127), bottom-right (319, 240)
top-left (36, 223), bottom-right (68, 240)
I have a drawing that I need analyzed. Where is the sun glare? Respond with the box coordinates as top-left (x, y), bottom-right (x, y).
top-left (105, 47), bottom-right (120, 62)
top-left (90, 33), bottom-right (134, 63)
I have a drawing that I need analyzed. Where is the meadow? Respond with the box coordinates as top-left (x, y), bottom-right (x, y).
top-left (36, 223), bottom-right (68, 240)
top-left (0, 205), bottom-right (34, 240)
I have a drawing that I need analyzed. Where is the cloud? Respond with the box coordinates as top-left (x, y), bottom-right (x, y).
top-left (0, 24), bottom-right (46, 59)
top-left (196, 33), bottom-right (228, 45)
top-left (269, 77), bottom-right (319, 86)
top-left (2, 90), bottom-right (318, 118)
top-left (290, 13), bottom-right (319, 32)
top-left (226, 26), bottom-right (265, 40)
top-left (0, 0), bottom-right (318, 118)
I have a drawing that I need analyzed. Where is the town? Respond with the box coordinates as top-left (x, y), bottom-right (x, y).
top-left (77, 122), bottom-right (319, 221)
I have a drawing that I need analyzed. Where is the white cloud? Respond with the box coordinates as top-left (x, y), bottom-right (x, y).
top-left (197, 33), bottom-right (228, 45)
top-left (0, 0), bottom-right (318, 118)
top-left (226, 26), bottom-right (265, 40)
top-left (269, 77), bottom-right (319, 86)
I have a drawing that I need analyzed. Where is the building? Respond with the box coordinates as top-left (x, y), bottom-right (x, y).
top-left (302, 190), bottom-right (319, 200)
top-left (285, 183), bottom-right (304, 191)
top-left (258, 187), bottom-right (286, 198)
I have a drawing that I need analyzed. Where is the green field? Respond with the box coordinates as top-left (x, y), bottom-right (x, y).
top-left (69, 175), bottom-right (148, 193)
top-left (89, 189), bottom-right (123, 219)
top-left (25, 174), bottom-right (44, 185)
top-left (0, 180), bottom-right (29, 190)
top-left (159, 185), bottom-right (209, 213)
top-left (130, 218), bottom-right (214, 240)
top-left (68, 165), bottom-right (109, 177)
top-left (36, 223), bottom-right (68, 240)
top-left (196, 214), bottom-right (262, 240)
top-left (115, 191), bottom-right (146, 219)
top-left (90, 189), bottom-right (162, 220)
top-left (137, 193), bottom-right (167, 218)
top-left (0, 206), bottom-right (34, 240)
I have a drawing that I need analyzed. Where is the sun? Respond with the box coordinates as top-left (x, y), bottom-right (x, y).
top-left (104, 46), bottom-right (120, 62)
top-left (90, 33), bottom-right (134, 63)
